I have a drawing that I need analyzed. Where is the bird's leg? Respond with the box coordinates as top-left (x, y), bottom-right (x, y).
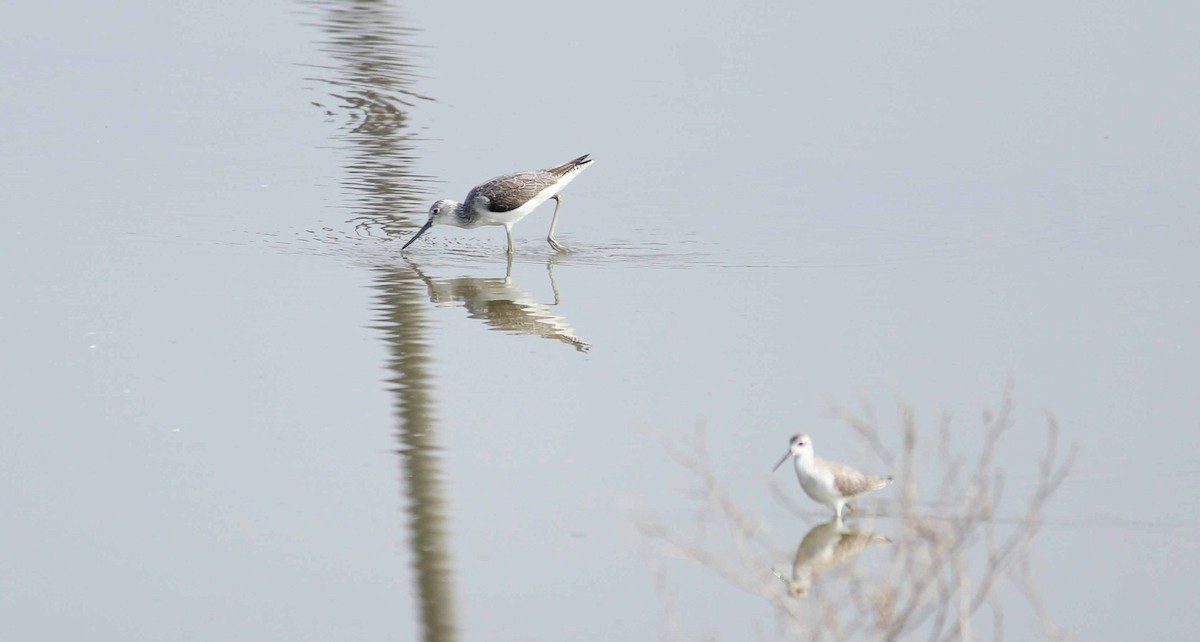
top-left (547, 195), bottom-right (568, 253)
top-left (834, 501), bottom-right (845, 521)
top-left (547, 254), bottom-right (562, 305)
top-left (504, 224), bottom-right (515, 256)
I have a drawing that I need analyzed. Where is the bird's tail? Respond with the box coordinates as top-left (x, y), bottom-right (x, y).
top-left (547, 154), bottom-right (592, 176)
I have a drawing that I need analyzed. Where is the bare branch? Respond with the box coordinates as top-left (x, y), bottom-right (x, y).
top-left (638, 389), bottom-right (1072, 641)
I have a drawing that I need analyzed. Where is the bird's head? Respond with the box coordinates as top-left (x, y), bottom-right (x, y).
top-left (428, 199), bottom-right (459, 225)
top-left (401, 200), bottom-right (460, 253)
top-left (773, 433), bottom-right (814, 471)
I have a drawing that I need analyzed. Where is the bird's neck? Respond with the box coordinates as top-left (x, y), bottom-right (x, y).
top-left (794, 452), bottom-right (816, 472)
top-left (452, 201), bottom-right (475, 227)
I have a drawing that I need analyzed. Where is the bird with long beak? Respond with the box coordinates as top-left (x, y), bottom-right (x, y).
top-left (773, 433), bottom-right (893, 519)
top-left (772, 517), bottom-right (891, 597)
top-left (401, 154), bottom-right (594, 255)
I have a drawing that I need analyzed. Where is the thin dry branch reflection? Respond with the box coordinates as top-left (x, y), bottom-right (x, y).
top-left (637, 389), bottom-right (1074, 641)
top-left (300, 0), bottom-right (436, 236)
top-left (304, 1), bottom-right (456, 640)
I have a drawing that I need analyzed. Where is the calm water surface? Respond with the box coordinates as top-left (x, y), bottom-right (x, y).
top-left (2, 1), bottom-right (1197, 640)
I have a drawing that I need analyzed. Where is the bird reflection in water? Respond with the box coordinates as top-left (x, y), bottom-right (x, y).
top-left (408, 255), bottom-right (590, 352)
top-left (774, 516), bottom-right (890, 598)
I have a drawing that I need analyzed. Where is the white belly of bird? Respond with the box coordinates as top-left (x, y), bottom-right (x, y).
top-left (797, 468), bottom-right (839, 505)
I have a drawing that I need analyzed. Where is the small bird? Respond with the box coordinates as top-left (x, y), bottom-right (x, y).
top-left (774, 516), bottom-right (890, 597)
top-left (401, 154), bottom-right (594, 255)
top-left (773, 433), bottom-right (893, 519)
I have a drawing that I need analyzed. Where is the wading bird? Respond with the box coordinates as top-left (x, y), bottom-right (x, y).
top-left (773, 433), bottom-right (893, 519)
top-left (401, 154), bottom-right (593, 255)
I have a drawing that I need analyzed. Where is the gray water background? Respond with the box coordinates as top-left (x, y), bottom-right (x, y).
top-left (2, 0), bottom-right (1198, 640)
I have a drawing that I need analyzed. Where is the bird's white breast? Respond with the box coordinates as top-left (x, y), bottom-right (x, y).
top-left (795, 460), bottom-right (839, 503)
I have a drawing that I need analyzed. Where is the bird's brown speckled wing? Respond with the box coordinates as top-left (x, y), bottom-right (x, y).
top-left (467, 171), bottom-right (558, 213)
top-left (465, 155), bottom-right (592, 213)
top-left (827, 460), bottom-right (893, 498)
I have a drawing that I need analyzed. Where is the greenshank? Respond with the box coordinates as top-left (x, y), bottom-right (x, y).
top-left (401, 154), bottom-right (593, 255)
top-left (773, 433), bottom-right (893, 519)
top-left (774, 516), bottom-right (890, 597)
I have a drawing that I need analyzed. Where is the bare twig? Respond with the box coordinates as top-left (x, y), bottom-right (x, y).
top-left (637, 389), bottom-right (1073, 641)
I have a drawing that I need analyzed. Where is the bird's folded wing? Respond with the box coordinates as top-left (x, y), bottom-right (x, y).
top-left (469, 172), bottom-right (557, 212)
top-left (830, 462), bottom-right (890, 497)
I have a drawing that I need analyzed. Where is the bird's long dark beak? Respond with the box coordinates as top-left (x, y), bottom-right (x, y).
top-left (772, 451), bottom-right (791, 472)
top-left (400, 220), bottom-right (433, 253)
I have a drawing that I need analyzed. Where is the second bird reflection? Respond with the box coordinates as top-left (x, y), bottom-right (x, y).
top-left (775, 517), bottom-right (890, 598)
top-left (407, 256), bottom-right (590, 352)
